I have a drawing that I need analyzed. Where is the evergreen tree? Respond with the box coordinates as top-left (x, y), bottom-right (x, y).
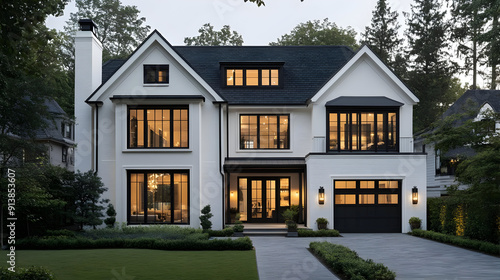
top-left (477, 0), bottom-right (500, 89)
top-left (71, 170), bottom-right (108, 230)
top-left (449, 0), bottom-right (486, 89)
top-left (362, 0), bottom-right (403, 71)
top-left (184, 24), bottom-right (243, 46)
top-left (405, 0), bottom-right (457, 131)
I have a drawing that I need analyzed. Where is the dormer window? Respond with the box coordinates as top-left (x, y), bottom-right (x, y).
top-left (226, 68), bottom-right (280, 87)
top-left (222, 63), bottom-right (283, 87)
top-left (144, 65), bottom-right (169, 84)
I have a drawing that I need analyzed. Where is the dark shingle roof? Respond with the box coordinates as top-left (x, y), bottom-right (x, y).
top-left (100, 46), bottom-right (355, 104)
top-left (102, 59), bottom-right (126, 83)
top-left (174, 46), bottom-right (354, 104)
top-left (443, 89), bottom-right (500, 118)
top-left (326, 96), bottom-right (404, 107)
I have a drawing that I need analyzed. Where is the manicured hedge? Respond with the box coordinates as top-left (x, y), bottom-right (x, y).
top-left (207, 227), bottom-right (234, 237)
top-left (16, 236), bottom-right (253, 251)
top-left (310, 241), bottom-right (396, 280)
top-left (409, 229), bottom-right (500, 256)
top-left (0, 266), bottom-right (55, 280)
top-left (298, 229), bottom-right (340, 237)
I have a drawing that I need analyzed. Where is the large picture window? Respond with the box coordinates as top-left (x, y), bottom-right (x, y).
top-left (328, 110), bottom-right (398, 152)
top-left (240, 114), bottom-right (289, 149)
top-left (128, 106), bottom-right (188, 149)
top-left (129, 170), bottom-right (189, 224)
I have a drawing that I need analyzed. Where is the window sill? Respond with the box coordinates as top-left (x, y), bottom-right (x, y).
top-left (143, 84), bottom-right (169, 87)
top-left (123, 149), bottom-right (192, 153)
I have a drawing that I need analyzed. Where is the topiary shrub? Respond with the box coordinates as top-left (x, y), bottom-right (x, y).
top-left (104, 203), bottom-right (117, 228)
top-left (199, 205), bottom-right (213, 232)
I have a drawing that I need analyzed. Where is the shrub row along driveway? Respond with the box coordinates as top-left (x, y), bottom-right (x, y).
top-left (251, 234), bottom-right (500, 280)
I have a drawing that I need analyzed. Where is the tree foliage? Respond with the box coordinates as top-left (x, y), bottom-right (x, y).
top-left (65, 0), bottom-right (151, 62)
top-left (72, 170), bottom-right (108, 230)
top-left (184, 23), bottom-right (243, 46)
top-left (362, 0), bottom-right (403, 71)
top-left (404, 0), bottom-right (457, 132)
top-left (244, 0), bottom-right (303, 6)
top-left (270, 18), bottom-right (358, 50)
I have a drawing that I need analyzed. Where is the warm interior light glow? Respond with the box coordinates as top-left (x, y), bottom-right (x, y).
top-left (230, 191), bottom-right (234, 196)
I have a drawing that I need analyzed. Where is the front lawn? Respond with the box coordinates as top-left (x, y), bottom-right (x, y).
top-left (6, 249), bottom-right (258, 280)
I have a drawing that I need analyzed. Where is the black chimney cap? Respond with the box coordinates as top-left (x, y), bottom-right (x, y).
top-left (78, 19), bottom-right (98, 36)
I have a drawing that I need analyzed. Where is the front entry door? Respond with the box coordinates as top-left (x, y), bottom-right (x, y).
top-left (249, 179), bottom-right (278, 222)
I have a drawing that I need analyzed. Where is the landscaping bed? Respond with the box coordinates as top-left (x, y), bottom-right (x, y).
top-left (297, 229), bottom-right (340, 237)
top-left (409, 229), bottom-right (500, 256)
top-left (16, 225), bottom-right (252, 251)
top-left (309, 241), bottom-right (396, 280)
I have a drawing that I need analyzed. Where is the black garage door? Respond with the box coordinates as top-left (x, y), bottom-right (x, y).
top-left (334, 180), bottom-right (401, 233)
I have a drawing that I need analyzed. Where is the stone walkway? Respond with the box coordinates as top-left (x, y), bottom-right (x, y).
top-left (250, 234), bottom-right (500, 280)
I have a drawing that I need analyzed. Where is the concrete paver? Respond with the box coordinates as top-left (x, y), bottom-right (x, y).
top-left (251, 234), bottom-right (500, 280)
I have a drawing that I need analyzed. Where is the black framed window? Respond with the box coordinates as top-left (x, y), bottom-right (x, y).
top-left (240, 114), bottom-right (289, 149)
top-left (128, 106), bottom-right (188, 149)
top-left (334, 180), bottom-right (400, 205)
top-left (328, 109), bottom-right (398, 152)
top-left (144, 65), bottom-right (169, 84)
top-left (128, 170), bottom-right (189, 224)
top-left (226, 68), bottom-right (281, 87)
top-left (62, 147), bottom-right (68, 163)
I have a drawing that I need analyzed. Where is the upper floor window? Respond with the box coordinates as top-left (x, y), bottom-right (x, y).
top-left (128, 106), bottom-right (188, 149)
top-left (240, 114), bottom-right (289, 149)
top-left (144, 65), bottom-right (169, 84)
top-left (225, 68), bottom-right (280, 87)
top-left (61, 122), bottom-right (73, 140)
top-left (328, 110), bottom-right (398, 152)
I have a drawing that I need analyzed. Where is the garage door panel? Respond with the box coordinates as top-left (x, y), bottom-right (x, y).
top-left (334, 180), bottom-right (401, 233)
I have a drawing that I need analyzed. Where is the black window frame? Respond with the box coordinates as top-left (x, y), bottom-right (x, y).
top-left (221, 63), bottom-right (284, 88)
top-left (62, 147), bottom-right (68, 163)
top-left (144, 64), bottom-right (169, 84)
top-left (239, 114), bottom-right (290, 150)
top-left (333, 180), bottom-right (401, 206)
top-left (127, 105), bottom-right (189, 149)
top-left (127, 169), bottom-right (190, 225)
top-left (327, 107), bottom-right (399, 153)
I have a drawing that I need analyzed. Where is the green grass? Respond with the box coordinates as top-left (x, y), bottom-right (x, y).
top-left (4, 249), bottom-right (258, 280)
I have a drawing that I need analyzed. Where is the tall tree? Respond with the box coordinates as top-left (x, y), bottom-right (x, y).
top-left (270, 18), bottom-right (358, 50)
top-left (184, 23), bottom-right (243, 46)
top-left (362, 0), bottom-right (403, 70)
top-left (478, 0), bottom-right (500, 89)
top-left (65, 0), bottom-right (151, 62)
top-left (405, 0), bottom-right (457, 132)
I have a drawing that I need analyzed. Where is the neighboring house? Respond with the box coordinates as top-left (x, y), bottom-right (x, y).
top-left (415, 89), bottom-right (500, 197)
top-left (74, 20), bottom-right (426, 233)
top-left (32, 98), bottom-right (75, 171)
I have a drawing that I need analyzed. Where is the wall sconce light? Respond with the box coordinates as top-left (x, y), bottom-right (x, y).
top-left (230, 191), bottom-right (234, 197)
top-left (412, 186), bottom-right (418, 204)
top-left (318, 186), bottom-right (325, 205)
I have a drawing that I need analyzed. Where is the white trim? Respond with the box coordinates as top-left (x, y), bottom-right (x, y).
top-left (310, 45), bottom-right (419, 104)
top-left (87, 31), bottom-right (224, 103)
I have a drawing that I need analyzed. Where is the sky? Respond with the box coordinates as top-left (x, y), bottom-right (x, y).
top-left (45, 0), bottom-right (414, 46)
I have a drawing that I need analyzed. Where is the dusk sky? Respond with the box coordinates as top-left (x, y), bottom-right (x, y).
top-left (46, 0), bottom-right (413, 45)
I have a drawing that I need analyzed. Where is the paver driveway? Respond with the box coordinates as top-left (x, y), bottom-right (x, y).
top-left (251, 233), bottom-right (500, 280)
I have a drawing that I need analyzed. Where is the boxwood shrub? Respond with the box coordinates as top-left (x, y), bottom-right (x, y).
top-left (16, 236), bottom-right (253, 251)
top-left (298, 229), bottom-right (340, 237)
top-left (409, 229), bottom-right (500, 256)
top-left (0, 266), bottom-right (55, 280)
top-left (207, 227), bottom-right (234, 237)
top-left (310, 241), bottom-right (396, 280)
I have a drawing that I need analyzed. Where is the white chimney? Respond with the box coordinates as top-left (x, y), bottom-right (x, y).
top-left (74, 19), bottom-right (102, 172)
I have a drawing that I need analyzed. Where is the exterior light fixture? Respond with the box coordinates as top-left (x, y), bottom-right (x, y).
top-left (412, 186), bottom-right (418, 204)
top-left (318, 186), bottom-right (325, 205)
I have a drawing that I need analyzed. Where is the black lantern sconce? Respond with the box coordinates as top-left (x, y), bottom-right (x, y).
top-left (318, 186), bottom-right (325, 205)
top-left (412, 186), bottom-right (418, 204)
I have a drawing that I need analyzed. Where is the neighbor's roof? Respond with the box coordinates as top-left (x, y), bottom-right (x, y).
top-left (443, 89), bottom-right (500, 118)
top-left (100, 45), bottom-right (355, 105)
